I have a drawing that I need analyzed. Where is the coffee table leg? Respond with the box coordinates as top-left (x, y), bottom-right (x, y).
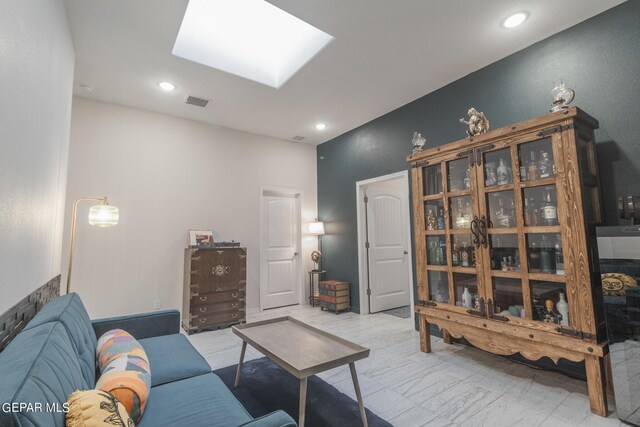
top-left (234, 341), bottom-right (247, 387)
top-left (299, 377), bottom-right (308, 427)
top-left (349, 363), bottom-right (368, 427)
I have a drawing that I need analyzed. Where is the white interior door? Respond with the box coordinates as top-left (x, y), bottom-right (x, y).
top-left (260, 190), bottom-right (301, 309)
top-left (365, 178), bottom-right (411, 313)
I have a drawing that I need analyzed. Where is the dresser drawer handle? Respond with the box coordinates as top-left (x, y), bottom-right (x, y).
top-left (231, 303), bottom-right (238, 308)
top-left (199, 307), bottom-right (207, 313)
top-left (231, 313), bottom-right (238, 319)
top-left (231, 293), bottom-right (238, 298)
top-left (199, 318), bottom-right (207, 323)
top-left (199, 296), bottom-right (207, 302)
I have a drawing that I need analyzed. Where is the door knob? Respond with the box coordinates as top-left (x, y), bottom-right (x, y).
top-left (294, 252), bottom-right (299, 256)
top-left (404, 250), bottom-right (408, 255)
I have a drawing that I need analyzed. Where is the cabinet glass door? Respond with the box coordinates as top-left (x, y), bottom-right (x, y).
top-left (476, 137), bottom-right (572, 328)
top-left (420, 152), bottom-right (485, 310)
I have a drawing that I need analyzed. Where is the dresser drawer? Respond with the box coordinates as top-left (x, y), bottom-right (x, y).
top-left (191, 289), bottom-right (245, 306)
top-left (193, 311), bottom-right (244, 328)
top-left (191, 301), bottom-right (245, 316)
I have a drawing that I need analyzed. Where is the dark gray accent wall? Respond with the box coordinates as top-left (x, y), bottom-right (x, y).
top-left (318, 2), bottom-right (640, 313)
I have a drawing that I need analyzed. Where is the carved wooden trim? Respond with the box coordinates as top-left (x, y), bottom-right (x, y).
top-left (431, 316), bottom-right (587, 364)
top-left (0, 275), bottom-right (60, 352)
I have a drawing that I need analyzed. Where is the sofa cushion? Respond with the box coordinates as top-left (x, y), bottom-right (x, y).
top-left (24, 293), bottom-right (97, 388)
top-left (137, 373), bottom-right (252, 427)
top-left (0, 322), bottom-right (90, 427)
top-left (139, 334), bottom-right (211, 386)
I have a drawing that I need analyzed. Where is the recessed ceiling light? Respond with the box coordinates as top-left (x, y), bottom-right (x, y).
top-left (315, 123), bottom-right (327, 131)
top-left (172, 0), bottom-right (334, 89)
top-left (158, 81), bottom-right (176, 91)
top-left (502, 12), bottom-right (528, 29)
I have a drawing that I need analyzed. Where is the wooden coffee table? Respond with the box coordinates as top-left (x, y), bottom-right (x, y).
top-left (232, 316), bottom-right (370, 427)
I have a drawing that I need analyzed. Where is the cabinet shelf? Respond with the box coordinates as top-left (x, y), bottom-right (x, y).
top-left (527, 272), bottom-right (566, 283)
top-left (519, 177), bottom-right (556, 188)
top-left (425, 230), bottom-right (446, 235)
top-left (484, 183), bottom-right (514, 193)
top-left (446, 189), bottom-right (472, 197)
top-left (491, 270), bottom-right (522, 279)
top-left (423, 193), bottom-right (444, 201)
top-left (426, 265), bottom-right (448, 271)
top-left (524, 226), bottom-right (561, 234)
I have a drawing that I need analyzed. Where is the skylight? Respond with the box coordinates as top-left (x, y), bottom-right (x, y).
top-left (172, 0), bottom-right (334, 89)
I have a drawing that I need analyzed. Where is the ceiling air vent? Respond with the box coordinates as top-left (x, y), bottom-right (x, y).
top-left (291, 135), bottom-right (305, 142)
top-left (185, 95), bottom-right (210, 108)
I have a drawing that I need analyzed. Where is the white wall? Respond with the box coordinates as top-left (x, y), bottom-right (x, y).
top-left (65, 97), bottom-right (318, 318)
top-left (0, 0), bottom-right (74, 313)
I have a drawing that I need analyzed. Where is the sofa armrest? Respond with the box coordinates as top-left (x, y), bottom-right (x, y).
top-left (91, 309), bottom-right (180, 340)
top-left (239, 410), bottom-right (297, 427)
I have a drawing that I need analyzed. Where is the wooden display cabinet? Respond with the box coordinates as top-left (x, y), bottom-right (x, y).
top-left (408, 108), bottom-right (610, 416)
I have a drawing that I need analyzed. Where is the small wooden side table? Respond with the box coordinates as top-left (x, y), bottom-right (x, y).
top-left (308, 270), bottom-right (326, 307)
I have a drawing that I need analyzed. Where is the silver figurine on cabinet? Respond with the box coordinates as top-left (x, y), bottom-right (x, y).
top-left (411, 131), bottom-right (427, 153)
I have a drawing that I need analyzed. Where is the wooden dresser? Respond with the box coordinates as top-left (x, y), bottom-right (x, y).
top-left (182, 247), bottom-right (247, 334)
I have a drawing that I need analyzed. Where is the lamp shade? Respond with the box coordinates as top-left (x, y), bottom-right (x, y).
top-left (88, 204), bottom-right (119, 227)
top-left (309, 221), bottom-right (325, 235)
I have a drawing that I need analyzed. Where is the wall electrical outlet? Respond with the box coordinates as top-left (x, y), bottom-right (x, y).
top-left (153, 299), bottom-right (161, 310)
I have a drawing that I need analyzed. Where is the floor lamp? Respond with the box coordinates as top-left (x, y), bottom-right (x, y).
top-left (66, 197), bottom-right (119, 294)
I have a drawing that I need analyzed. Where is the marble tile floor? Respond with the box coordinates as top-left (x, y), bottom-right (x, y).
top-left (186, 305), bottom-right (621, 427)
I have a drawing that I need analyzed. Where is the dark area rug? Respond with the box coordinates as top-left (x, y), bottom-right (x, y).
top-left (213, 357), bottom-right (393, 427)
top-left (380, 305), bottom-right (411, 319)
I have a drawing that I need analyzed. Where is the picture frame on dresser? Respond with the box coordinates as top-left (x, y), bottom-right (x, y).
top-left (188, 229), bottom-right (214, 247)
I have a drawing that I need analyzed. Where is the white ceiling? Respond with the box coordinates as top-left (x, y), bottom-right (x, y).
top-left (65, 0), bottom-right (624, 145)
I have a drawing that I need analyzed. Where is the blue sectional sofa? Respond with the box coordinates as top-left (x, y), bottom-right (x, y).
top-left (0, 293), bottom-right (296, 427)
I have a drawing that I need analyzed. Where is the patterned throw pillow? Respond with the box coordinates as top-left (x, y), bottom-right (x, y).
top-left (95, 329), bottom-right (151, 423)
top-left (66, 389), bottom-right (134, 427)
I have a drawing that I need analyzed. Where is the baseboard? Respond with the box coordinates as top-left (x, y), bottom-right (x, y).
top-left (245, 308), bottom-right (260, 316)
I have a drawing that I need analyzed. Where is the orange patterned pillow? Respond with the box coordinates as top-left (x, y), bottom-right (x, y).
top-left (95, 329), bottom-right (150, 423)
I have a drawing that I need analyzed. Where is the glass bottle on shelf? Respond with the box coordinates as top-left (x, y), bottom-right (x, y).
top-left (437, 207), bottom-right (445, 230)
top-left (509, 198), bottom-right (516, 226)
top-left (557, 293), bottom-right (569, 326)
top-left (462, 287), bottom-right (472, 308)
top-left (529, 241), bottom-right (541, 272)
top-left (555, 236), bottom-right (565, 275)
top-left (541, 188), bottom-right (558, 226)
top-left (426, 209), bottom-right (436, 230)
top-left (464, 169), bottom-right (470, 189)
top-left (520, 160), bottom-right (528, 181)
top-left (524, 198), bottom-right (532, 226)
top-left (429, 240), bottom-right (437, 264)
top-left (452, 243), bottom-right (459, 266)
top-left (514, 248), bottom-right (521, 272)
top-left (539, 151), bottom-right (552, 178)
top-left (497, 158), bottom-right (509, 185)
top-left (470, 245), bottom-right (476, 268)
top-left (529, 198), bottom-right (539, 226)
top-left (528, 151), bottom-right (539, 180)
top-left (501, 256), bottom-right (508, 272)
top-left (540, 235), bottom-right (555, 273)
top-left (436, 238), bottom-right (445, 265)
top-left (461, 242), bottom-right (470, 267)
top-left (542, 299), bottom-right (560, 324)
top-left (508, 256), bottom-right (515, 271)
